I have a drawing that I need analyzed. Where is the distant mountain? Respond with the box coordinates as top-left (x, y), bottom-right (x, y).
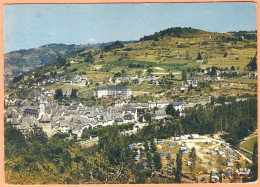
top-left (4, 43), bottom-right (99, 84)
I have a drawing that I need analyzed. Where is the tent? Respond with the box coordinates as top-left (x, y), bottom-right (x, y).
top-left (166, 152), bottom-right (173, 156)
top-left (159, 152), bottom-right (165, 157)
top-left (166, 166), bottom-right (174, 171)
top-left (225, 173), bottom-right (232, 179)
top-left (157, 145), bottom-right (162, 150)
top-left (134, 156), bottom-right (141, 162)
top-left (157, 141), bottom-right (164, 144)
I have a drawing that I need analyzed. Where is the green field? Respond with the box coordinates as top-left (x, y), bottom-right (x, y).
top-left (241, 136), bottom-right (258, 152)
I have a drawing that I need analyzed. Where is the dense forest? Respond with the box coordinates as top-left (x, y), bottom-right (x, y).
top-left (139, 27), bottom-right (201, 41)
top-left (4, 99), bottom-right (257, 184)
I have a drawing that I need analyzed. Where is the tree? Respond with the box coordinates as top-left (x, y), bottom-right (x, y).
top-left (166, 104), bottom-right (178, 117)
top-left (70, 89), bottom-right (78, 99)
top-left (146, 152), bottom-right (152, 168)
top-left (247, 53), bottom-right (257, 71)
top-left (144, 140), bottom-right (149, 151)
top-left (175, 153), bottom-right (182, 183)
top-left (150, 140), bottom-right (156, 153)
top-left (136, 70), bottom-right (142, 77)
top-left (121, 69), bottom-right (126, 75)
top-left (182, 69), bottom-right (187, 80)
top-left (54, 89), bottom-right (63, 100)
top-left (250, 142), bottom-right (258, 181)
top-left (189, 147), bottom-right (196, 172)
top-left (27, 126), bottom-right (48, 144)
top-left (114, 72), bottom-right (122, 78)
top-left (223, 52), bottom-right (228, 57)
top-left (84, 51), bottom-right (95, 63)
top-left (147, 68), bottom-right (153, 74)
top-left (153, 152), bottom-right (162, 171)
top-left (56, 56), bottom-right (67, 68)
top-left (144, 113), bottom-right (152, 124)
top-left (210, 66), bottom-right (217, 76)
top-left (196, 52), bottom-right (202, 60)
top-left (4, 124), bottom-right (27, 157)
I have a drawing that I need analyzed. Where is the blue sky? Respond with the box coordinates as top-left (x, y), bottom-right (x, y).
top-left (4, 2), bottom-right (257, 53)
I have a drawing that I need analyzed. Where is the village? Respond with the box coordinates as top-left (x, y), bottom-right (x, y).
top-left (4, 65), bottom-right (255, 183)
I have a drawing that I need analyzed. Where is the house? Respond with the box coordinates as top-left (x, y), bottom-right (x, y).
top-left (115, 118), bottom-right (124, 125)
top-left (156, 100), bottom-right (170, 108)
top-left (146, 74), bottom-right (155, 80)
top-left (177, 85), bottom-right (185, 91)
top-left (183, 78), bottom-right (198, 87)
top-left (20, 115), bottom-right (40, 134)
top-left (132, 79), bottom-right (140, 85)
top-left (112, 100), bottom-right (126, 108)
top-left (236, 98), bottom-right (247, 102)
top-left (123, 113), bottom-right (135, 123)
top-left (23, 108), bottom-right (39, 118)
top-left (120, 76), bottom-right (129, 83)
top-left (148, 101), bottom-right (157, 109)
top-left (154, 110), bottom-right (166, 120)
top-left (81, 75), bottom-right (87, 80)
top-left (212, 75), bottom-right (221, 81)
top-left (130, 74), bottom-right (138, 80)
top-left (94, 86), bottom-right (131, 98)
top-left (20, 99), bottom-right (32, 107)
top-left (72, 75), bottom-right (81, 83)
top-left (172, 102), bottom-right (187, 112)
top-left (119, 105), bottom-right (138, 121)
top-left (112, 78), bottom-right (121, 83)
top-left (105, 77), bottom-right (112, 83)
top-left (248, 71), bottom-right (257, 78)
top-left (71, 125), bottom-right (86, 139)
top-left (202, 75), bottom-right (211, 81)
top-left (64, 90), bottom-right (72, 97)
top-left (150, 79), bottom-right (159, 85)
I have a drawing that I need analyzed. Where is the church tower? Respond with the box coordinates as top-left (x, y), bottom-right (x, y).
top-left (38, 99), bottom-right (45, 119)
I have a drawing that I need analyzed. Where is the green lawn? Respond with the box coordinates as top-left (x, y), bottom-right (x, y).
top-left (241, 136), bottom-right (258, 152)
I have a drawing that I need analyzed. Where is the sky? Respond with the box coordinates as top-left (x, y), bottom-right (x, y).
top-left (3, 2), bottom-right (257, 53)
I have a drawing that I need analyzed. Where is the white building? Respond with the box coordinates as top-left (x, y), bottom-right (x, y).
top-left (172, 102), bottom-right (187, 112)
top-left (183, 78), bottom-right (198, 87)
top-left (94, 86), bottom-right (131, 99)
top-left (156, 101), bottom-right (170, 108)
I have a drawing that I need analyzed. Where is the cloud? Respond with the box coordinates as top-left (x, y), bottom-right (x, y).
top-left (88, 38), bottom-right (97, 42)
